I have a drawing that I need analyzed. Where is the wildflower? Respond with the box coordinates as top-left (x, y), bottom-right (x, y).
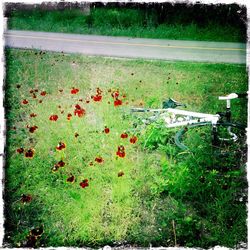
top-left (111, 90), bottom-right (119, 99)
top-left (120, 133), bottom-right (128, 139)
top-left (25, 148), bottom-right (35, 158)
top-left (67, 113), bottom-right (72, 120)
top-left (80, 179), bottom-right (89, 188)
top-left (29, 126), bottom-right (38, 133)
top-left (92, 95), bottom-right (102, 102)
top-left (118, 171), bottom-right (125, 177)
top-left (95, 157), bottom-right (104, 163)
top-left (57, 160), bottom-right (65, 167)
top-left (51, 164), bottom-right (59, 172)
top-left (40, 91), bottom-right (46, 96)
top-left (17, 147), bottom-right (24, 154)
top-left (22, 99), bottom-right (29, 105)
top-left (71, 88), bottom-right (79, 94)
top-left (116, 145), bottom-right (125, 158)
top-left (114, 99), bottom-right (122, 106)
top-left (74, 104), bottom-right (85, 117)
top-left (67, 174), bottom-right (75, 183)
top-left (21, 194), bottom-right (32, 203)
top-left (49, 115), bottom-right (58, 121)
top-left (130, 136), bottom-right (138, 144)
top-left (56, 142), bottom-right (66, 151)
top-left (30, 113), bottom-right (37, 118)
top-left (103, 126), bottom-right (110, 134)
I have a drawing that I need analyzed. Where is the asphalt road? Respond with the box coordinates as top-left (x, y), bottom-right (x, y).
top-left (4, 30), bottom-right (247, 64)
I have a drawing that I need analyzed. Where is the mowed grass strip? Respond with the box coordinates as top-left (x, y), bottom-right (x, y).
top-left (4, 49), bottom-right (247, 247)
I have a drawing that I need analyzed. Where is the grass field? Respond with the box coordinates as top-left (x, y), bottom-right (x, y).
top-left (4, 49), bottom-right (248, 248)
top-left (7, 8), bottom-right (246, 43)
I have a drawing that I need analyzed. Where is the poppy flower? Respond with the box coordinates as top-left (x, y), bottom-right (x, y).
top-left (74, 105), bottom-right (86, 118)
top-left (74, 132), bottom-right (79, 138)
top-left (80, 179), bottom-right (89, 188)
top-left (96, 87), bottom-right (102, 95)
top-left (21, 194), bottom-right (32, 203)
top-left (116, 145), bottom-right (126, 158)
top-left (17, 147), bottom-right (24, 154)
top-left (30, 113), bottom-right (37, 118)
top-left (103, 126), bottom-right (110, 134)
top-left (120, 133), bottom-right (128, 139)
top-left (118, 171), bottom-right (124, 177)
top-left (111, 90), bottom-right (119, 99)
top-left (51, 164), bottom-right (59, 172)
top-left (92, 95), bottom-right (102, 102)
top-left (25, 148), bottom-right (35, 158)
top-left (57, 160), bottom-right (65, 167)
top-left (22, 99), bottom-right (29, 105)
top-left (71, 88), bottom-right (79, 94)
top-left (130, 136), bottom-right (138, 144)
top-left (49, 115), bottom-right (58, 121)
top-left (67, 174), bottom-right (75, 183)
top-left (40, 91), bottom-right (46, 96)
top-left (67, 113), bottom-right (72, 121)
top-left (95, 157), bottom-right (104, 163)
top-left (56, 142), bottom-right (66, 151)
top-left (114, 99), bottom-right (122, 106)
top-left (29, 125), bottom-right (38, 133)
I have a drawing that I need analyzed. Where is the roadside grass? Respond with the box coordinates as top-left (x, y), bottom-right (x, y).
top-left (4, 48), bottom-right (248, 248)
top-left (7, 8), bottom-right (245, 43)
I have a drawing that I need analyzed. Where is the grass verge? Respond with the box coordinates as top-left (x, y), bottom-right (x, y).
top-left (4, 48), bottom-right (248, 248)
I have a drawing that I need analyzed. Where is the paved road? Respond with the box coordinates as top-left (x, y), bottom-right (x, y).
top-left (4, 30), bottom-right (247, 64)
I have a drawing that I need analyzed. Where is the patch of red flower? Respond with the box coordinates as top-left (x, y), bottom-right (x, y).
top-left (67, 113), bottom-right (72, 120)
top-left (17, 147), bottom-right (24, 154)
top-left (29, 126), bottom-right (38, 133)
top-left (56, 142), bottom-right (66, 151)
top-left (71, 88), bottom-right (79, 94)
top-left (91, 87), bottom-right (103, 102)
top-left (130, 135), bottom-right (138, 144)
top-left (111, 90), bottom-right (119, 99)
top-left (67, 174), bottom-right (75, 183)
top-left (21, 194), bottom-right (32, 203)
top-left (57, 160), bottom-right (65, 167)
top-left (120, 133), bottom-right (128, 139)
top-left (25, 148), bottom-right (35, 158)
top-left (30, 113), bottom-right (37, 118)
top-left (74, 104), bottom-right (86, 117)
top-left (40, 91), bottom-right (47, 96)
top-left (95, 156), bottom-right (104, 163)
top-left (116, 145), bottom-right (125, 158)
top-left (80, 179), bottom-right (89, 188)
top-left (118, 171), bottom-right (125, 177)
top-left (114, 99), bottom-right (122, 106)
top-left (103, 126), bottom-right (110, 134)
top-left (22, 99), bottom-right (29, 105)
top-left (51, 165), bottom-right (59, 172)
top-left (49, 115), bottom-right (58, 121)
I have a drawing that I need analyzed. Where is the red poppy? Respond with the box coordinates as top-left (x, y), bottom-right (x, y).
top-left (116, 145), bottom-right (126, 158)
top-left (51, 164), bottom-right (59, 172)
top-left (21, 194), bottom-right (32, 203)
top-left (56, 142), bottom-right (66, 151)
top-left (40, 91), bottom-right (46, 96)
top-left (67, 174), bottom-right (75, 183)
top-left (118, 171), bottom-right (125, 177)
top-left (74, 132), bottom-right (79, 138)
top-left (30, 113), bottom-right (37, 118)
top-left (114, 99), bottom-right (122, 106)
top-left (17, 147), bottom-right (24, 154)
top-left (49, 115), bottom-right (58, 121)
top-left (92, 95), bottom-right (102, 102)
top-left (29, 126), bottom-right (38, 133)
top-left (75, 104), bottom-right (81, 109)
top-left (66, 113), bottom-right (72, 121)
top-left (95, 157), bottom-right (104, 163)
top-left (120, 133), bottom-right (128, 139)
top-left (25, 148), bottom-right (35, 158)
top-left (71, 88), bottom-right (79, 94)
top-left (80, 179), bottom-right (89, 188)
top-left (130, 136), bottom-right (138, 144)
top-left (57, 160), bottom-right (65, 167)
top-left (111, 90), bottom-right (119, 99)
top-left (74, 105), bottom-right (86, 118)
top-left (103, 126), bottom-right (110, 134)
top-left (22, 99), bottom-right (29, 105)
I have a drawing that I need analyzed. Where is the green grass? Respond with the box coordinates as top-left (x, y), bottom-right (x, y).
top-left (4, 48), bottom-right (248, 248)
top-left (7, 8), bottom-right (246, 42)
